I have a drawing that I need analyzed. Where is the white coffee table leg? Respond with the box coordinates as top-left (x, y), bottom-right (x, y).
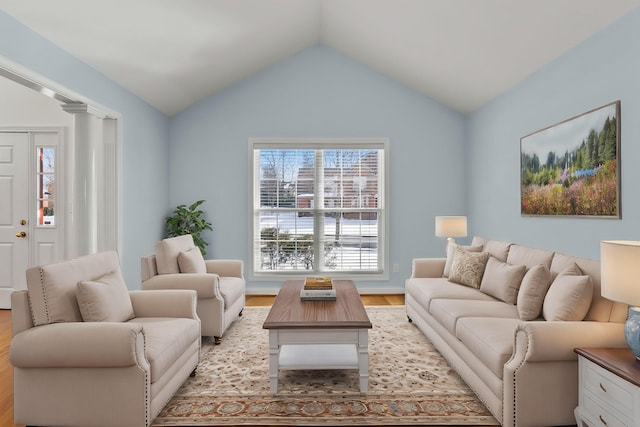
top-left (268, 331), bottom-right (279, 393)
top-left (358, 329), bottom-right (369, 393)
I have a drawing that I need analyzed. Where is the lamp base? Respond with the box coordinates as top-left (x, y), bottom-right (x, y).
top-left (625, 307), bottom-right (640, 361)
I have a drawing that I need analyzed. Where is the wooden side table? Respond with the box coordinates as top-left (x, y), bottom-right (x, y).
top-left (574, 348), bottom-right (640, 427)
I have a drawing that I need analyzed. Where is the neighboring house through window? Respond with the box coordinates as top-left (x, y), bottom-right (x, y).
top-left (250, 138), bottom-right (389, 279)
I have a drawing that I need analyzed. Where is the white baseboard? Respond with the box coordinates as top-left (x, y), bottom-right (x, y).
top-left (0, 288), bottom-right (15, 309)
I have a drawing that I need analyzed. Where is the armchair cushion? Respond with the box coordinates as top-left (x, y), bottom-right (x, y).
top-left (219, 277), bottom-right (245, 308)
top-left (76, 271), bottom-right (134, 322)
top-left (26, 251), bottom-right (121, 326)
top-left (178, 247), bottom-right (206, 273)
top-left (155, 234), bottom-right (196, 274)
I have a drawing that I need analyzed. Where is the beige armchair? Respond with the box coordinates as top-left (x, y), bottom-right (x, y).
top-left (10, 251), bottom-right (201, 427)
top-left (141, 234), bottom-right (245, 342)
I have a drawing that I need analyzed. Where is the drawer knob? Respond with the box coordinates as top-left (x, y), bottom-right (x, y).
top-left (599, 382), bottom-right (607, 393)
top-left (599, 414), bottom-right (608, 426)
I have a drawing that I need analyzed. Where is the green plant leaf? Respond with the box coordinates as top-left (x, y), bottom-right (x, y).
top-left (165, 199), bottom-right (213, 256)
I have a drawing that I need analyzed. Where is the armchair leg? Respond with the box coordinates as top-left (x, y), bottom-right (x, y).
top-left (239, 309), bottom-right (243, 317)
top-left (407, 315), bottom-right (413, 323)
top-left (190, 368), bottom-right (197, 377)
top-left (213, 336), bottom-right (221, 345)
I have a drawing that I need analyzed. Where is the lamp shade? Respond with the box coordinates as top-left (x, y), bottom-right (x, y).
top-left (601, 240), bottom-right (640, 307)
top-left (435, 216), bottom-right (467, 238)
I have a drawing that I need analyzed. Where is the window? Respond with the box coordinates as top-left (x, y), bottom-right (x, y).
top-left (250, 138), bottom-right (388, 278)
top-left (36, 146), bottom-right (56, 226)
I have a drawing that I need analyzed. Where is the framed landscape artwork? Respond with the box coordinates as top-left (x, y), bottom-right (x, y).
top-left (520, 101), bottom-right (620, 218)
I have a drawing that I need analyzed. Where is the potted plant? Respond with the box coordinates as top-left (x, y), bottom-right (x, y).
top-left (165, 200), bottom-right (213, 256)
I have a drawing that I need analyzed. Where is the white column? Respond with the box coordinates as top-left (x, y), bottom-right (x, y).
top-left (61, 102), bottom-right (106, 258)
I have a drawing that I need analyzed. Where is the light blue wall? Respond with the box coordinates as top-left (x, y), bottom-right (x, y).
top-left (0, 12), bottom-right (170, 286)
top-left (169, 45), bottom-right (466, 292)
top-left (466, 8), bottom-right (640, 259)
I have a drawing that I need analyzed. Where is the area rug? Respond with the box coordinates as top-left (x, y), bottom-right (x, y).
top-left (153, 306), bottom-right (498, 426)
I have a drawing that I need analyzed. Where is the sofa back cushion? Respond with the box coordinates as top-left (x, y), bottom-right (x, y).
top-left (471, 237), bottom-right (512, 262)
top-left (155, 234), bottom-right (196, 274)
top-left (506, 245), bottom-right (554, 270)
top-left (551, 252), bottom-right (627, 323)
top-left (26, 251), bottom-right (122, 326)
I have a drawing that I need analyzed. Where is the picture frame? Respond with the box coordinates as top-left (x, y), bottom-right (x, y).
top-left (520, 101), bottom-right (620, 218)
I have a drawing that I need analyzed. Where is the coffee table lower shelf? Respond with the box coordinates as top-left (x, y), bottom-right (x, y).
top-left (268, 329), bottom-right (369, 393)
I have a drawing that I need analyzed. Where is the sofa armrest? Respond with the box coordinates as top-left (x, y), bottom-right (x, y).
top-left (10, 322), bottom-right (146, 368)
top-left (512, 321), bottom-right (626, 363)
top-left (205, 259), bottom-right (244, 278)
top-left (411, 258), bottom-right (446, 278)
top-left (129, 289), bottom-right (198, 318)
top-left (141, 274), bottom-right (218, 299)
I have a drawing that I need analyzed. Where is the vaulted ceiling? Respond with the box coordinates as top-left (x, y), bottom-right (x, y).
top-left (2, 0), bottom-right (639, 116)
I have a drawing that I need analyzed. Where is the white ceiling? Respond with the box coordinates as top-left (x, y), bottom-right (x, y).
top-left (2, 0), bottom-right (639, 116)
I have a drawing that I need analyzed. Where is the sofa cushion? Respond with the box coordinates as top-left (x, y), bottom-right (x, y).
top-left (178, 247), bottom-right (206, 274)
top-left (506, 244), bottom-right (554, 270)
top-left (479, 257), bottom-right (526, 304)
top-left (26, 251), bottom-right (122, 326)
top-left (405, 278), bottom-right (496, 312)
top-left (482, 240), bottom-right (512, 262)
top-left (443, 242), bottom-right (482, 277)
top-left (456, 317), bottom-right (521, 379)
top-left (517, 264), bottom-right (552, 320)
top-left (543, 263), bottom-right (593, 321)
top-left (430, 299), bottom-right (519, 336)
top-left (76, 271), bottom-right (134, 322)
top-left (155, 234), bottom-right (196, 274)
top-left (219, 277), bottom-right (245, 308)
top-left (129, 317), bottom-right (200, 383)
top-left (448, 247), bottom-right (490, 289)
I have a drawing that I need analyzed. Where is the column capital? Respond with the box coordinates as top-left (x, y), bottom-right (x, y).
top-left (61, 102), bottom-right (107, 119)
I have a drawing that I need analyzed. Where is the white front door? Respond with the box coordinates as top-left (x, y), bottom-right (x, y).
top-left (0, 130), bottom-right (64, 308)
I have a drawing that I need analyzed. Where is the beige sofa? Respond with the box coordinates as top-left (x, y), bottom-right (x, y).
top-left (405, 237), bottom-right (628, 427)
top-left (10, 251), bottom-right (201, 427)
top-left (141, 234), bottom-right (245, 340)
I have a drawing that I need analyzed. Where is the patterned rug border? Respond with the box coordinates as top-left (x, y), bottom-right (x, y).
top-left (152, 306), bottom-right (499, 426)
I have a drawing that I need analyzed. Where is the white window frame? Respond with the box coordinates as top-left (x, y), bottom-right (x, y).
top-left (249, 138), bottom-right (389, 281)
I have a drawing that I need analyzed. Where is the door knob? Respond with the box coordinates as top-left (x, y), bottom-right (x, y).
top-left (16, 231), bottom-right (26, 238)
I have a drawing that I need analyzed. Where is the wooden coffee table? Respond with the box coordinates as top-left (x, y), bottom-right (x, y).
top-left (263, 279), bottom-right (372, 393)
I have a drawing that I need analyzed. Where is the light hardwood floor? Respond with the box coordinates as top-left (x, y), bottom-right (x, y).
top-left (0, 294), bottom-right (404, 427)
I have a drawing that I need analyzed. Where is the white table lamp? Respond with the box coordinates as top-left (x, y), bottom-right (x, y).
top-left (435, 216), bottom-right (467, 244)
top-left (600, 240), bottom-right (640, 361)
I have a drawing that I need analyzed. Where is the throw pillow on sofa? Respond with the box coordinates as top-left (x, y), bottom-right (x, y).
top-left (542, 263), bottom-right (593, 321)
top-left (517, 264), bottom-right (552, 320)
top-left (479, 257), bottom-right (527, 304)
top-left (443, 242), bottom-right (483, 277)
top-left (448, 246), bottom-right (490, 289)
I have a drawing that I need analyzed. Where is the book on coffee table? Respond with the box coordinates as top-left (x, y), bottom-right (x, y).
top-left (304, 277), bottom-right (333, 290)
top-left (300, 288), bottom-right (337, 301)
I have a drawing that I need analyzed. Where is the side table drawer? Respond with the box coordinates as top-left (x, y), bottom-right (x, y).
top-left (582, 358), bottom-right (634, 415)
top-left (583, 391), bottom-right (632, 427)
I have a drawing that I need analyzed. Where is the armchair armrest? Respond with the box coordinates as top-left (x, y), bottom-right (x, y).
top-left (10, 322), bottom-right (146, 368)
top-left (141, 274), bottom-right (218, 299)
top-left (411, 258), bottom-right (446, 278)
top-left (129, 289), bottom-right (198, 318)
top-left (205, 259), bottom-right (244, 278)
top-left (511, 321), bottom-right (626, 363)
